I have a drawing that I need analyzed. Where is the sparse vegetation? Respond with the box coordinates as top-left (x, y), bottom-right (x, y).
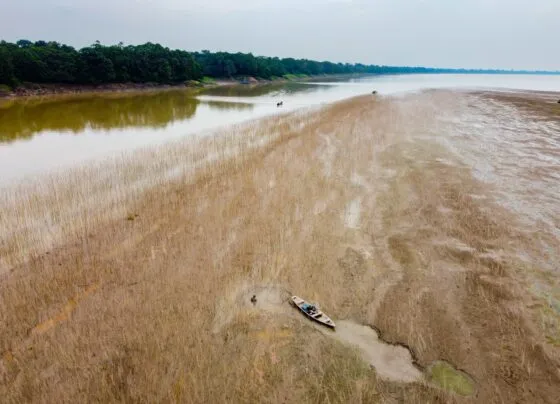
top-left (283, 73), bottom-right (309, 80)
top-left (0, 84), bottom-right (11, 94)
top-left (1, 91), bottom-right (559, 402)
top-left (199, 76), bottom-right (216, 84)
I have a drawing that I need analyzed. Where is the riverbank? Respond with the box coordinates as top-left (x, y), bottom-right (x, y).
top-left (1, 90), bottom-right (559, 402)
top-left (0, 79), bottom-right (238, 99)
top-left (0, 74), bottom-right (364, 99)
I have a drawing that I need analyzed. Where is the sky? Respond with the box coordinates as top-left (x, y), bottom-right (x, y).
top-left (0, 0), bottom-right (558, 71)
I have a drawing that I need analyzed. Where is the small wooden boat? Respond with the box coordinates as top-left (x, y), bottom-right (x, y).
top-left (291, 296), bottom-right (335, 329)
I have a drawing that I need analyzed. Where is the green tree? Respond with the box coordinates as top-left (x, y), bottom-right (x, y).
top-left (34, 42), bottom-right (79, 83)
top-left (1, 38), bottom-right (526, 88)
top-left (79, 48), bottom-right (116, 84)
top-left (0, 43), bottom-right (16, 86)
top-left (16, 39), bottom-right (33, 48)
top-left (224, 59), bottom-right (236, 77)
top-left (12, 47), bottom-right (48, 82)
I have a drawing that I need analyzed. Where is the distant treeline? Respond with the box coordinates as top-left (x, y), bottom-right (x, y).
top-left (0, 40), bottom-right (557, 87)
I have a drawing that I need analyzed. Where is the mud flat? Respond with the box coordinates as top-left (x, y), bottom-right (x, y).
top-left (1, 90), bottom-right (559, 402)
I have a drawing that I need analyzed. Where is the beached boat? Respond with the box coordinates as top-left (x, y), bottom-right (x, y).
top-left (291, 296), bottom-right (335, 329)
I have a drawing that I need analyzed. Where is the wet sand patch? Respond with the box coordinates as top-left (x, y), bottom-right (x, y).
top-left (212, 283), bottom-right (292, 333)
top-left (343, 198), bottom-right (362, 229)
top-left (328, 320), bottom-right (422, 383)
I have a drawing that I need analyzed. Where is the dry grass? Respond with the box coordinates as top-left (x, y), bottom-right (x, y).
top-left (0, 108), bottom-right (317, 273)
top-left (1, 91), bottom-right (559, 403)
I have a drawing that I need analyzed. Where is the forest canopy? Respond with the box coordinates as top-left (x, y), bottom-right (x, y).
top-left (0, 40), bottom-right (555, 88)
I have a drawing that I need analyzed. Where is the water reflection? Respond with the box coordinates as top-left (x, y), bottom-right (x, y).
top-left (204, 100), bottom-right (254, 111)
top-left (201, 82), bottom-right (318, 97)
top-left (0, 91), bottom-right (201, 142)
top-left (0, 82), bottom-right (324, 143)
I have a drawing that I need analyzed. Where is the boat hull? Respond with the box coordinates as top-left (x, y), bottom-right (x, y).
top-left (291, 296), bottom-right (335, 329)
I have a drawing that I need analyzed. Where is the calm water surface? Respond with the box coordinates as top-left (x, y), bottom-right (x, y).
top-left (1, 74), bottom-right (560, 184)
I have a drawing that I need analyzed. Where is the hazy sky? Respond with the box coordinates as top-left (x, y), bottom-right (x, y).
top-left (1, 0), bottom-right (558, 70)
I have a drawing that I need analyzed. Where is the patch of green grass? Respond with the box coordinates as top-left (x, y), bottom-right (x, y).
top-left (283, 74), bottom-right (308, 81)
top-left (185, 80), bottom-right (203, 88)
top-left (0, 84), bottom-right (12, 94)
top-left (545, 335), bottom-right (560, 347)
top-left (427, 361), bottom-right (475, 396)
top-left (200, 76), bottom-right (216, 84)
